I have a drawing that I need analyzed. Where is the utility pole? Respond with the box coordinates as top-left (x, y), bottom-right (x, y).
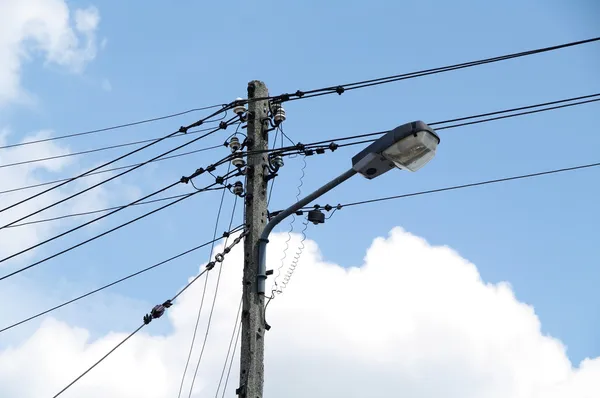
top-left (238, 80), bottom-right (269, 398)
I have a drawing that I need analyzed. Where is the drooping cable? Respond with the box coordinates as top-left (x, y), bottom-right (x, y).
top-left (0, 224), bottom-right (244, 334)
top-left (0, 121), bottom-right (228, 170)
top-left (52, 324), bottom-right (146, 398)
top-left (0, 143), bottom-right (224, 196)
top-left (187, 195), bottom-right (239, 398)
top-left (0, 114), bottom-right (237, 228)
top-left (51, 230), bottom-right (248, 398)
top-left (221, 319), bottom-right (242, 398)
top-left (7, 93), bottom-right (598, 228)
top-left (214, 298), bottom-right (243, 398)
top-left (0, 103), bottom-right (226, 150)
top-left (292, 161), bottom-right (600, 215)
top-left (278, 37), bottom-right (600, 102)
top-left (267, 93), bottom-right (600, 159)
top-left (5, 191), bottom-right (220, 229)
top-left (0, 154), bottom-right (237, 264)
top-left (0, 168), bottom-right (241, 282)
top-left (177, 162), bottom-right (233, 398)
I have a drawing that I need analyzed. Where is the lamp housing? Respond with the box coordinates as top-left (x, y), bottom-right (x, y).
top-left (351, 121), bottom-right (439, 179)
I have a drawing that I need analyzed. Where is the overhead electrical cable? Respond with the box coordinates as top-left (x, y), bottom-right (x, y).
top-left (0, 168), bottom-right (242, 282)
top-left (267, 93), bottom-right (600, 157)
top-left (214, 298), bottom-right (243, 398)
top-left (267, 37), bottom-right (600, 103)
top-left (0, 143), bottom-right (224, 196)
top-left (0, 224), bottom-right (245, 334)
top-left (0, 115), bottom-right (238, 230)
top-left (0, 103), bottom-right (227, 150)
top-left (5, 192), bottom-right (215, 228)
top-left (177, 162), bottom-right (233, 398)
top-left (5, 93), bottom-right (597, 229)
top-left (51, 229), bottom-right (248, 398)
top-left (285, 161), bottom-right (600, 215)
top-left (187, 194), bottom-right (239, 398)
top-left (0, 121), bottom-right (230, 170)
top-left (0, 156), bottom-right (238, 264)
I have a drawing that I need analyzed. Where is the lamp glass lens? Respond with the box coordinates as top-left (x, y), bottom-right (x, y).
top-left (382, 130), bottom-right (438, 172)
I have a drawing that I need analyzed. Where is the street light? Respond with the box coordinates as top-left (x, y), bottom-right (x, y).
top-left (257, 120), bottom-right (440, 293)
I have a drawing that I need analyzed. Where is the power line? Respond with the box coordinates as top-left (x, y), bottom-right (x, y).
top-left (0, 143), bottom-right (223, 196)
top-left (52, 324), bottom-right (146, 398)
top-left (6, 93), bottom-right (598, 228)
top-left (0, 226), bottom-right (244, 334)
top-left (0, 169), bottom-right (241, 282)
top-left (215, 298), bottom-right (243, 398)
top-left (275, 37), bottom-right (600, 102)
top-left (5, 192), bottom-right (214, 228)
top-left (0, 104), bottom-right (226, 150)
top-left (221, 324), bottom-right (242, 398)
top-left (429, 93), bottom-right (600, 126)
top-left (293, 161), bottom-right (600, 213)
top-left (0, 122), bottom-right (229, 170)
top-left (270, 93), bottom-right (600, 157)
top-left (178, 162), bottom-right (233, 398)
top-left (187, 195), bottom-right (239, 397)
top-left (0, 116), bottom-right (237, 230)
top-left (0, 159), bottom-right (237, 264)
top-left (51, 230), bottom-right (248, 397)
top-left (434, 97), bottom-right (600, 131)
top-left (0, 182), bottom-right (174, 264)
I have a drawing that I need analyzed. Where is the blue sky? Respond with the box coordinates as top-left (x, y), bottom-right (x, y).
top-left (1, 0), bottom-right (600, 378)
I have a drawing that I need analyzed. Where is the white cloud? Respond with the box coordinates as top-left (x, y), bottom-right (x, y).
top-left (0, 0), bottom-right (100, 105)
top-left (0, 228), bottom-right (598, 397)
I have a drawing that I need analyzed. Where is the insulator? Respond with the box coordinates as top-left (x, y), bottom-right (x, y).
top-left (232, 156), bottom-right (245, 168)
top-left (228, 136), bottom-right (241, 152)
top-left (232, 181), bottom-right (244, 196)
top-left (307, 209), bottom-right (325, 225)
top-left (271, 155), bottom-right (284, 169)
top-left (233, 97), bottom-right (246, 115)
top-left (273, 104), bottom-right (286, 124)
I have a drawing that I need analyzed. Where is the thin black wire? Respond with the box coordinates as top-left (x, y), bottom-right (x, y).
top-left (6, 190), bottom-right (223, 228)
top-left (287, 37), bottom-right (600, 100)
top-left (272, 94), bottom-right (600, 157)
top-left (0, 226), bottom-right (244, 334)
top-left (6, 93), bottom-right (597, 228)
top-left (215, 297), bottom-right (243, 398)
top-left (221, 321), bottom-right (242, 398)
top-left (0, 121), bottom-right (227, 170)
top-left (0, 182), bottom-right (178, 264)
top-left (434, 97), bottom-right (600, 131)
top-left (178, 163), bottom-right (233, 398)
top-left (299, 161), bottom-right (600, 211)
top-left (0, 174), bottom-right (238, 282)
top-left (429, 93), bottom-right (600, 126)
top-left (0, 163), bottom-right (237, 263)
top-left (52, 225), bottom-right (248, 398)
top-left (187, 195), bottom-right (239, 397)
top-left (0, 116), bottom-right (237, 229)
top-left (53, 240), bottom-right (238, 398)
top-left (0, 143), bottom-right (224, 196)
top-left (1, 103), bottom-right (226, 150)
top-left (52, 324), bottom-right (146, 398)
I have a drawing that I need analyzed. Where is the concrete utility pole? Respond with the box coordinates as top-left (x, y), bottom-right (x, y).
top-left (238, 80), bottom-right (269, 398)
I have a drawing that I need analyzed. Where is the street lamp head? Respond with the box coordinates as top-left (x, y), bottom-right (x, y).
top-left (351, 121), bottom-right (440, 179)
